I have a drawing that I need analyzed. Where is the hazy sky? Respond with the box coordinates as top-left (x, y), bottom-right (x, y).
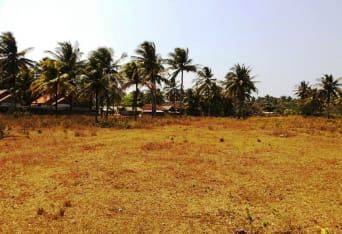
top-left (0, 0), bottom-right (341, 96)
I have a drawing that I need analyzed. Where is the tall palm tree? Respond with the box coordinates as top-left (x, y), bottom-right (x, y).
top-left (295, 81), bottom-right (311, 99)
top-left (0, 32), bottom-right (34, 108)
top-left (83, 47), bottom-right (123, 122)
top-left (195, 67), bottom-right (216, 116)
top-left (222, 64), bottom-right (257, 118)
top-left (133, 41), bottom-right (167, 116)
top-left (46, 42), bottom-right (83, 112)
top-left (318, 74), bottom-right (341, 118)
top-left (167, 48), bottom-right (197, 114)
top-left (121, 61), bottom-right (145, 120)
top-left (31, 58), bottom-right (71, 114)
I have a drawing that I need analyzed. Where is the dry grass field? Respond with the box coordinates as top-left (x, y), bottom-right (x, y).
top-left (0, 115), bottom-right (341, 233)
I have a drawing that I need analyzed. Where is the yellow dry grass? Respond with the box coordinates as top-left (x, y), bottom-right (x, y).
top-left (0, 115), bottom-right (341, 233)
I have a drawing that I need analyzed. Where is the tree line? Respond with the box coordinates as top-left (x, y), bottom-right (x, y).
top-left (0, 32), bottom-right (341, 121)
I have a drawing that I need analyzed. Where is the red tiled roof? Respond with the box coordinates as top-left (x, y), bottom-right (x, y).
top-left (142, 104), bottom-right (165, 111)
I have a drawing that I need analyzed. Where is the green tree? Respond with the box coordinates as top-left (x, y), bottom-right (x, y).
top-left (300, 88), bottom-right (323, 116)
top-left (46, 42), bottom-right (83, 111)
top-left (164, 78), bottom-right (180, 106)
top-left (0, 32), bottom-right (34, 108)
top-left (318, 74), bottom-right (341, 118)
top-left (167, 48), bottom-right (197, 114)
top-left (31, 58), bottom-right (71, 114)
top-left (142, 89), bottom-right (165, 105)
top-left (17, 66), bottom-right (35, 106)
top-left (184, 88), bottom-right (201, 116)
top-left (222, 64), bottom-right (257, 118)
top-left (295, 81), bottom-right (311, 100)
top-left (83, 47), bottom-right (123, 122)
top-left (121, 61), bottom-right (145, 120)
top-left (195, 67), bottom-right (216, 116)
top-left (133, 41), bottom-right (167, 116)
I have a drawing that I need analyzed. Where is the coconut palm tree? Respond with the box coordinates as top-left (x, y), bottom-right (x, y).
top-left (195, 67), bottom-right (216, 116)
top-left (167, 48), bottom-right (197, 114)
top-left (83, 47), bottom-right (123, 122)
top-left (0, 32), bottom-right (34, 108)
top-left (17, 66), bottom-right (35, 106)
top-left (143, 89), bottom-right (165, 105)
top-left (31, 58), bottom-right (72, 114)
top-left (46, 42), bottom-right (83, 111)
top-left (163, 77), bottom-right (180, 108)
top-left (133, 41), bottom-right (167, 116)
top-left (222, 64), bottom-right (257, 118)
top-left (184, 88), bottom-right (201, 116)
top-left (121, 61), bottom-right (145, 120)
top-left (295, 81), bottom-right (311, 99)
top-left (318, 74), bottom-right (341, 118)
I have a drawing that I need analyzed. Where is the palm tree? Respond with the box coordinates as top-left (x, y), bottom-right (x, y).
top-left (31, 58), bottom-right (71, 114)
top-left (295, 81), bottom-right (311, 99)
top-left (121, 61), bottom-right (145, 120)
top-left (46, 42), bottom-right (83, 112)
top-left (167, 48), bottom-right (197, 114)
top-left (222, 64), bottom-right (257, 118)
top-left (83, 47), bottom-right (123, 122)
top-left (318, 74), bottom-right (341, 118)
top-left (133, 41), bottom-right (167, 116)
top-left (143, 89), bottom-right (165, 105)
top-left (164, 77), bottom-right (181, 108)
top-left (0, 32), bottom-right (34, 109)
top-left (195, 67), bottom-right (216, 116)
top-left (184, 88), bottom-right (201, 116)
top-left (17, 66), bottom-right (35, 106)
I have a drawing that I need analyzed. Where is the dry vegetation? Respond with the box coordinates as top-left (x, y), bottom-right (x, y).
top-left (0, 115), bottom-right (341, 233)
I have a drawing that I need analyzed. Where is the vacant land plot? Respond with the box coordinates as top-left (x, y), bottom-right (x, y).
top-left (0, 115), bottom-right (341, 233)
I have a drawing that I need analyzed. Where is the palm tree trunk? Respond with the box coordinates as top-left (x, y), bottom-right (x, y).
top-left (327, 98), bottom-right (330, 119)
top-left (95, 89), bottom-right (99, 123)
top-left (55, 80), bottom-right (58, 116)
top-left (172, 89), bottom-right (176, 112)
top-left (180, 69), bottom-right (184, 115)
top-left (152, 87), bottom-right (157, 117)
top-left (133, 82), bottom-right (138, 121)
top-left (13, 74), bottom-right (17, 110)
top-left (106, 97), bottom-right (109, 119)
top-left (151, 71), bottom-right (156, 117)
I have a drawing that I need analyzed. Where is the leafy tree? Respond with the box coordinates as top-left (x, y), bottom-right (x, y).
top-left (195, 67), bottom-right (216, 116)
top-left (121, 61), bottom-right (145, 120)
top-left (318, 74), bottom-right (341, 118)
top-left (164, 77), bottom-right (180, 106)
top-left (300, 88), bottom-right (323, 116)
top-left (17, 66), bottom-right (35, 106)
top-left (31, 58), bottom-right (70, 114)
top-left (133, 41), bottom-right (167, 116)
top-left (295, 81), bottom-right (311, 99)
top-left (184, 88), bottom-right (201, 116)
top-left (167, 48), bottom-right (196, 114)
top-left (0, 32), bottom-right (34, 108)
top-left (222, 64), bottom-right (257, 118)
top-left (83, 47), bottom-right (123, 122)
top-left (142, 89), bottom-right (165, 105)
top-left (46, 42), bottom-right (83, 111)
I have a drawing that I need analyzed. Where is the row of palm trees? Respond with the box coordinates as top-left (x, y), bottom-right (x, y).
top-left (1, 31), bottom-right (340, 120)
top-left (0, 32), bottom-right (260, 121)
top-left (295, 75), bottom-right (341, 117)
